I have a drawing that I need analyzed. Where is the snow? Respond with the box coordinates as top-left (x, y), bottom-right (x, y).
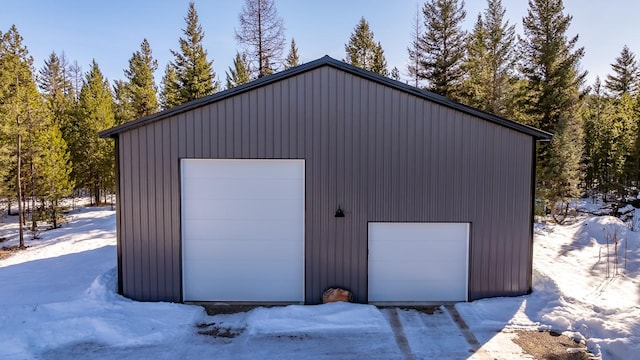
top-left (1, 204), bottom-right (638, 359)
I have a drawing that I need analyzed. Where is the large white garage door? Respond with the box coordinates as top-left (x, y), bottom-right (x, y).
top-left (181, 159), bottom-right (304, 302)
top-left (368, 222), bottom-right (469, 303)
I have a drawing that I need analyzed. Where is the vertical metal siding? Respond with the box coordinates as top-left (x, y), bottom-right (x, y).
top-left (116, 66), bottom-right (534, 303)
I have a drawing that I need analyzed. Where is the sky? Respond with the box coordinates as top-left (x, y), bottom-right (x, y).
top-left (1, 0), bottom-right (637, 89)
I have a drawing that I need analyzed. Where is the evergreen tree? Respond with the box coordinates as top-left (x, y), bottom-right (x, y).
top-left (520, 0), bottom-right (586, 222)
top-left (419, 0), bottom-right (467, 98)
top-left (371, 41), bottom-right (388, 76)
top-left (391, 67), bottom-right (401, 81)
top-left (112, 80), bottom-right (134, 125)
top-left (68, 60), bottom-right (83, 100)
top-left (461, 0), bottom-right (516, 116)
top-left (0, 25), bottom-right (47, 246)
top-left (225, 52), bottom-right (251, 89)
top-left (462, 15), bottom-right (488, 103)
top-left (169, 1), bottom-right (218, 105)
top-left (76, 60), bottom-right (115, 205)
top-left (344, 17), bottom-right (388, 76)
top-left (583, 79), bottom-right (620, 196)
top-left (284, 38), bottom-right (300, 70)
top-left (614, 93), bottom-right (638, 189)
top-left (627, 100), bottom-right (640, 186)
top-left (160, 64), bottom-right (180, 109)
top-left (407, 2), bottom-right (425, 87)
top-left (235, 0), bottom-right (286, 78)
top-left (37, 52), bottom-right (75, 225)
top-left (124, 38), bottom-right (158, 118)
top-left (35, 122), bottom-right (74, 228)
top-left (38, 52), bottom-right (74, 119)
top-left (605, 45), bottom-right (639, 98)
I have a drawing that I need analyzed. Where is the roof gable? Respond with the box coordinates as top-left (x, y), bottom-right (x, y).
top-left (99, 56), bottom-right (551, 140)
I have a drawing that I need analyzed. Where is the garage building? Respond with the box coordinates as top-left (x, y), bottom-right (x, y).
top-left (100, 56), bottom-right (551, 304)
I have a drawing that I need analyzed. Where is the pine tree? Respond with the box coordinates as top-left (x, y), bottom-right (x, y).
top-left (543, 115), bottom-right (584, 223)
top-left (38, 52), bottom-right (74, 119)
top-left (626, 98), bottom-right (640, 185)
top-left (169, 1), bottom-right (218, 105)
top-left (462, 15), bottom-right (489, 105)
top-left (225, 52), bottom-right (252, 89)
top-left (37, 52), bottom-right (75, 225)
top-left (76, 60), bottom-right (115, 205)
top-left (344, 17), bottom-right (388, 76)
top-left (583, 79), bottom-right (619, 196)
top-left (371, 41), bottom-right (388, 76)
top-left (35, 122), bottom-right (74, 228)
top-left (284, 38), bottom-right (300, 70)
top-left (112, 79), bottom-right (134, 125)
top-left (464, 0), bottom-right (516, 117)
top-left (235, 0), bottom-right (286, 78)
top-left (520, 0), bottom-right (586, 132)
top-left (520, 0), bottom-right (586, 222)
top-left (407, 2), bottom-right (425, 87)
top-left (0, 25), bottom-right (47, 246)
top-left (419, 0), bottom-right (467, 98)
top-left (461, 0), bottom-right (516, 116)
top-left (614, 93), bottom-right (638, 189)
top-left (605, 45), bottom-right (639, 98)
top-left (160, 64), bottom-right (180, 109)
top-left (391, 67), bottom-right (401, 81)
top-left (124, 38), bottom-right (158, 118)
top-left (0, 28), bottom-right (13, 214)
top-left (68, 60), bottom-right (83, 100)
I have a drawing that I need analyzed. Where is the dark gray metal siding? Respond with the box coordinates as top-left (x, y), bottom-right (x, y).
top-left (116, 66), bottom-right (534, 303)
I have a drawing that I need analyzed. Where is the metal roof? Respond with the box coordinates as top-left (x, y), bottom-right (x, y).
top-left (99, 55), bottom-right (552, 141)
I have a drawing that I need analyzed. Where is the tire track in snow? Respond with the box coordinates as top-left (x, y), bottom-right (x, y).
top-left (385, 308), bottom-right (416, 360)
top-left (444, 305), bottom-right (493, 360)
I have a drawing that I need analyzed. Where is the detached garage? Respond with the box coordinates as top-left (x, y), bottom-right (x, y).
top-left (100, 56), bottom-right (551, 304)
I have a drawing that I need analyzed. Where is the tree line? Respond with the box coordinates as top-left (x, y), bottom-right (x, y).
top-left (0, 0), bottom-right (637, 248)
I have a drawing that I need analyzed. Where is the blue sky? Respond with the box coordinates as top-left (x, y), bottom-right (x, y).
top-left (1, 0), bottom-right (636, 87)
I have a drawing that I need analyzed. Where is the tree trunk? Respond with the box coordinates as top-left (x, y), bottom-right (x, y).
top-left (31, 196), bottom-right (36, 231)
top-left (94, 183), bottom-right (100, 206)
top-left (51, 199), bottom-right (58, 229)
top-left (17, 133), bottom-right (24, 248)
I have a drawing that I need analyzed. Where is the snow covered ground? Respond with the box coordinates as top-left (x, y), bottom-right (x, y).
top-left (0, 204), bottom-right (638, 359)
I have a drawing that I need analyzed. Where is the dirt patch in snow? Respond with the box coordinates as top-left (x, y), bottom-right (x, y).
top-left (196, 322), bottom-right (246, 338)
top-left (0, 245), bottom-right (27, 260)
top-left (512, 330), bottom-right (595, 359)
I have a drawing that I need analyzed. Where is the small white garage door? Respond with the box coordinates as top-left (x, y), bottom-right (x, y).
top-left (181, 159), bottom-right (304, 302)
top-left (368, 222), bottom-right (469, 302)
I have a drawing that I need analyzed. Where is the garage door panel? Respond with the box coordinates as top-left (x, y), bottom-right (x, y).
top-left (372, 250), bottom-right (467, 263)
top-left (368, 279), bottom-right (466, 302)
top-left (181, 159), bottom-right (304, 302)
top-left (184, 262), bottom-right (302, 301)
top-left (185, 279), bottom-right (301, 302)
top-left (182, 178), bottom-right (303, 201)
top-left (182, 198), bottom-right (302, 221)
top-left (184, 260), bottom-right (303, 281)
top-left (183, 159), bottom-right (303, 179)
top-left (370, 265), bottom-right (466, 283)
top-left (372, 223), bottom-right (468, 240)
top-left (368, 222), bottom-right (469, 302)
top-left (184, 239), bottom-right (301, 262)
top-left (183, 219), bottom-right (301, 241)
